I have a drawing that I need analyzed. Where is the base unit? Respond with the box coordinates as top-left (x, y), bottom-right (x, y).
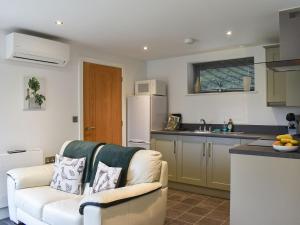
top-left (177, 136), bottom-right (207, 186)
top-left (151, 135), bottom-right (177, 181)
top-left (206, 137), bottom-right (240, 191)
top-left (152, 134), bottom-right (240, 192)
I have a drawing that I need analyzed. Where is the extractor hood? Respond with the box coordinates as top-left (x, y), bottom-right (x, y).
top-left (266, 7), bottom-right (300, 72)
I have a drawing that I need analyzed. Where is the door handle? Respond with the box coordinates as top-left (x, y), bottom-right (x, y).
top-left (85, 126), bottom-right (96, 131)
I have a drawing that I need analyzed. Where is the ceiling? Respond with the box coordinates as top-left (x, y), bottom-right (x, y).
top-left (0, 0), bottom-right (299, 60)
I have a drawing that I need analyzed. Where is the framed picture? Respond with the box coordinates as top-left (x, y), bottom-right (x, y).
top-left (24, 76), bottom-right (46, 110)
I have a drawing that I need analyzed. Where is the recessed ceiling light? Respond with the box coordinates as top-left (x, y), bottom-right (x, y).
top-left (55, 20), bottom-right (63, 25)
top-left (143, 46), bottom-right (149, 51)
top-left (226, 30), bottom-right (232, 36)
top-left (184, 38), bottom-right (196, 45)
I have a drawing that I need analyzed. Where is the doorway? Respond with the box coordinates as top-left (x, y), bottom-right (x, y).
top-left (83, 62), bottom-right (122, 144)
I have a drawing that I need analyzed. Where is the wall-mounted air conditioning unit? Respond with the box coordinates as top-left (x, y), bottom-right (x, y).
top-left (5, 32), bottom-right (70, 67)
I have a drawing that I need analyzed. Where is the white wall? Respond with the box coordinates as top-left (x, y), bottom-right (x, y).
top-left (0, 31), bottom-right (146, 157)
top-left (146, 45), bottom-right (300, 125)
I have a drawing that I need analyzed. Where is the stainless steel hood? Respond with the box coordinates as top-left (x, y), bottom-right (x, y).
top-left (266, 7), bottom-right (300, 72)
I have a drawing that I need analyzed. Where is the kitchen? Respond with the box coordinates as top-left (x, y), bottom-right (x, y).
top-left (127, 7), bottom-right (300, 225)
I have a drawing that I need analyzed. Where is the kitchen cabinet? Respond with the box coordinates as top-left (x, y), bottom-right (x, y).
top-left (152, 134), bottom-right (241, 191)
top-left (206, 137), bottom-right (240, 191)
top-left (151, 134), bottom-right (177, 181)
top-left (177, 136), bottom-right (207, 186)
top-left (265, 45), bottom-right (300, 107)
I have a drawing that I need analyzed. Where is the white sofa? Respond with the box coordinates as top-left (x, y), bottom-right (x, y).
top-left (6, 143), bottom-right (168, 225)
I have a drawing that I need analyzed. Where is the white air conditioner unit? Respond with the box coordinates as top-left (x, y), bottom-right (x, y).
top-left (5, 32), bottom-right (70, 67)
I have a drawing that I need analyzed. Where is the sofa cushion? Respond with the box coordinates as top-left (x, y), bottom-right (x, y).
top-left (91, 161), bottom-right (122, 194)
top-left (15, 186), bottom-right (77, 220)
top-left (126, 150), bottom-right (162, 186)
top-left (51, 154), bottom-right (86, 195)
top-left (42, 197), bottom-right (83, 225)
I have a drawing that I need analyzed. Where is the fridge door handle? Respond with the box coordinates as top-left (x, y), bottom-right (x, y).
top-left (128, 140), bottom-right (150, 144)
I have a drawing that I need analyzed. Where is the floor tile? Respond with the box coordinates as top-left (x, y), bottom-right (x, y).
top-left (196, 217), bottom-right (224, 225)
top-left (188, 206), bottom-right (213, 216)
top-left (177, 212), bottom-right (203, 224)
top-left (165, 188), bottom-right (230, 225)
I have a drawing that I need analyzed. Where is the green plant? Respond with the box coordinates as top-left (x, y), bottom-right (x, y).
top-left (25, 77), bottom-right (46, 107)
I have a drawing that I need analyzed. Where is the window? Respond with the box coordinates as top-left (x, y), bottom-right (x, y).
top-left (188, 57), bottom-right (255, 94)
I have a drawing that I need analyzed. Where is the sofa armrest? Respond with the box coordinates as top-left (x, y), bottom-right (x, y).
top-left (7, 164), bottom-right (54, 189)
top-left (79, 182), bottom-right (162, 214)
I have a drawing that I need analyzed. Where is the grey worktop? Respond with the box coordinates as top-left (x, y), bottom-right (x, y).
top-left (151, 130), bottom-right (300, 159)
top-left (229, 144), bottom-right (300, 159)
top-left (151, 130), bottom-right (276, 140)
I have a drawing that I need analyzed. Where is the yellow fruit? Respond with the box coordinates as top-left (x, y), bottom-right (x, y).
top-left (280, 138), bottom-right (292, 144)
top-left (285, 143), bottom-right (293, 147)
top-left (290, 140), bottom-right (299, 146)
top-left (273, 141), bottom-right (282, 146)
top-left (276, 134), bottom-right (293, 141)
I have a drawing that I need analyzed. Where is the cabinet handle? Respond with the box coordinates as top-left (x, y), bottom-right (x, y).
top-left (202, 143), bottom-right (206, 157)
top-left (173, 140), bottom-right (176, 155)
top-left (208, 142), bottom-right (212, 158)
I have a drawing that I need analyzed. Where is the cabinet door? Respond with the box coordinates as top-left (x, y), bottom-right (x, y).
top-left (206, 137), bottom-right (240, 191)
top-left (152, 135), bottom-right (177, 181)
top-left (266, 47), bottom-right (286, 106)
top-left (177, 136), bottom-right (207, 186)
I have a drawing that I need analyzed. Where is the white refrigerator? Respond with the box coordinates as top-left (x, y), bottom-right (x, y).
top-left (127, 95), bottom-right (168, 149)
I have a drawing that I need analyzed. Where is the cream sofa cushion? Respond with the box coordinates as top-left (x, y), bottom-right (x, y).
top-left (42, 197), bottom-right (83, 225)
top-left (15, 186), bottom-right (76, 219)
top-left (126, 150), bottom-right (162, 186)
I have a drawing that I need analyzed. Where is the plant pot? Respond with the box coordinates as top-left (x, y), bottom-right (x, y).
top-left (28, 97), bottom-right (41, 109)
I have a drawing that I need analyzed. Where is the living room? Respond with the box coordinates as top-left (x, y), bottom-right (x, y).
top-left (1, 1), bottom-right (300, 225)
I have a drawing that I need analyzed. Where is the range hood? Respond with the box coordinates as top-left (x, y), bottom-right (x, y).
top-left (265, 7), bottom-right (300, 72)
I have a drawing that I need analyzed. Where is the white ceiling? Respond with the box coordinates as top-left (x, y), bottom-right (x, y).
top-left (0, 0), bottom-right (299, 60)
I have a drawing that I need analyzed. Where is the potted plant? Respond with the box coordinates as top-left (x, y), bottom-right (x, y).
top-left (25, 77), bottom-right (46, 109)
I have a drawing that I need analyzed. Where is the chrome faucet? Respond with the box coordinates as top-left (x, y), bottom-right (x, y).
top-left (199, 118), bottom-right (207, 131)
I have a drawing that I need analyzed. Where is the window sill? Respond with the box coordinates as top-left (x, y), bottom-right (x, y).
top-left (186, 91), bottom-right (258, 96)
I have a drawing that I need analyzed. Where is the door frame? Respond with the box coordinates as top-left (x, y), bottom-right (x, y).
top-left (78, 57), bottom-right (125, 145)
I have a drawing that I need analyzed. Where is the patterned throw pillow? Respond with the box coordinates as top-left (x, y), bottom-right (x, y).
top-left (90, 161), bottom-right (122, 194)
top-left (50, 154), bottom-right (86, 195)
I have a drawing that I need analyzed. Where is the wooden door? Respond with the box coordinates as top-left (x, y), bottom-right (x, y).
top-left (83, 62), bottom-right (122, 144)
top-left (177, 136), bottom-right (207, 186)
top-left (206, 137), bottom-right (240, 191)
top-left (152, 135), bottom-right (177, 181)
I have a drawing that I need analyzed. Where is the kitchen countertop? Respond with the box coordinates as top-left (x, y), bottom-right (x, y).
top-left (151, 130), bottom-right (276, 140)
top-left (229, 144), bottom-right (300, 159)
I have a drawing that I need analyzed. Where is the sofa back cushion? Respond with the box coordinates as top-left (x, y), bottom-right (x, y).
top-left (126, 150), bottom-right (162, 186)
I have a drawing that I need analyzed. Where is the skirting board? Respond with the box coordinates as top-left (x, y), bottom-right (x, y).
top-left (0, 207), bottom-right (9, 220)
top-left (169, 182), bottom-right (230, 199)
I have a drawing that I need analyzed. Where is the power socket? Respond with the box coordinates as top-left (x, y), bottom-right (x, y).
top-left (45, 156), bottom-right (55, 164)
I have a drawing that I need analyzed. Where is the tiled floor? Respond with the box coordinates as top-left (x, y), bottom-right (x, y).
top-left (166, 188), bottom-right (230, 225)
top-left (0, 188), bottom-right (230, 225)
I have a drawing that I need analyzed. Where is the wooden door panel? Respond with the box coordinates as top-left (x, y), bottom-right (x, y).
top-left (83, 62), bottom-right (122, 144)
top-left (83, 62), bottom-right (95, 141)
top-left (111, 70), bottom-right (122, 144)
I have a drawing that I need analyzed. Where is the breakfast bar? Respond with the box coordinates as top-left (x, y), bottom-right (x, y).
top-left (229, 142), bottom-right (300, 225)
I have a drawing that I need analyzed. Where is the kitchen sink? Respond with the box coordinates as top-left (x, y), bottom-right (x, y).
top-left (178, 130), bottom-right (244, 135)
top-left (179, 130), bottom-right (212, 134)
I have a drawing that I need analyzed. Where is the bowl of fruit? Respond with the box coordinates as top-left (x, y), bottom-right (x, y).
top-left (273, 134), bottom-right (299, 152)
